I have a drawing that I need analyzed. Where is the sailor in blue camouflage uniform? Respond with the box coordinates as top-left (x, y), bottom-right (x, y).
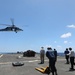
top-left (46, 47), bottom-right (58, 75)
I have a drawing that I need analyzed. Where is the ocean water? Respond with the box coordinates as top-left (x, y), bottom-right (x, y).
top-left (57, 53), bottom-right (65, 56)
top-left (0, 52), bottom-right (17, 54)
top-left (0, 52), bottom-right (65, 56)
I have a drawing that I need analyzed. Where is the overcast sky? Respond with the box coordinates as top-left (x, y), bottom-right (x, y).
top-left (0, 0), bottom-right (75, 53)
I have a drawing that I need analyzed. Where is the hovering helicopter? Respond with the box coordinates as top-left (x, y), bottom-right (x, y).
top-left (0, 19), bottom-right (23, 33)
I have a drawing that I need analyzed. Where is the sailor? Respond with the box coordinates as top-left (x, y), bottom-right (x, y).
top-left (46, 47), bottom-right (58, 75)
top-left (54, 49), bottom-right (58, 62)
top-left (64, 48), bottom-right (69, 64)
top-left (40, 47), bottom-right (45, 64)
top-left (68, 47), bottom-right (75, 70)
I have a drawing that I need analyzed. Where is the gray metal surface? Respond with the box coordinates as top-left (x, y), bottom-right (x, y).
top-left (0, 54), bottom-right (75, 75)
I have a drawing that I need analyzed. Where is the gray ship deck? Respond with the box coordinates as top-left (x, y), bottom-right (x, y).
top-left (0, 54), bottom-right (75, 75)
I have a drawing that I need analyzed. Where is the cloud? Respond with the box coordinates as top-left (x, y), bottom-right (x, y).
top-left (57, 45), bottom-right (62, 48)
top-left (54, 41), bottom-right (57, 43)
top-left (61, 32), bottom-right (72, 38)
top-left (44, 45), bottom-right (52, 48)
top-left (64, 41), bottom-right (72, 44)
top-left (56, 45), bottom-right (62, 50)
top-left (67, 24), bottom-right (75, 28)
top-left (64, 41), bottom-right (68, 44)
top-left (69, 42), bottom-right (72, 44)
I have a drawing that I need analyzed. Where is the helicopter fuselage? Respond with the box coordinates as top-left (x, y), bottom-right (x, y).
top-left (0, 26), bottom-right (23, 33)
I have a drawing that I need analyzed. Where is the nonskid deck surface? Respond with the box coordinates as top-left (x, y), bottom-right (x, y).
top-left (0, 54), bottom-right (75, 75)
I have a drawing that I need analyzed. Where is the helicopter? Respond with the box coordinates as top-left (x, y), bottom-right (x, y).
top-left (0, 19), bottom-right (23, 33)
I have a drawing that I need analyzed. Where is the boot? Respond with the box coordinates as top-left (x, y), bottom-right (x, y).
top-left (52, 72), bottom-right (54, 75)
top-left (55, 71), bottom-right (58, 75)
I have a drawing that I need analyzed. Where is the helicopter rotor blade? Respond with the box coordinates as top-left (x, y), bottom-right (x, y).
top-left (10, 18), bottom-right (14, 25)
top-left (24, 25), bottom-right (28, 27)
top-left (0, 24), bottom-right (11, 26)
top-left (21, 25), bottom-right (28, 27)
